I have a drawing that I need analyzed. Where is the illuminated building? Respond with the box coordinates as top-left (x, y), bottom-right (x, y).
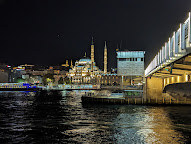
top-left (67, 38), bottom-right (101, 84)
top-left (19, 64), bottom-right (34, 70)
top-left (67, 57), bottom-right (101, 83)
top-left (10, 67), bottom-right (26, 83)
top-left (0, 64), bottom-right (9, 83)
top-left (97, 74), bottom-right (121, 85)
top-left (117, 51), bottom-right (145, 85)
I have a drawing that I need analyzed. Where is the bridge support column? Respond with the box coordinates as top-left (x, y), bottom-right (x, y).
top-left (146, 77), bottom-right (164, 99)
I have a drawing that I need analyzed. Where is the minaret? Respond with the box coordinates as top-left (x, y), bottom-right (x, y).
top-left (66, 60), bottom-right (69, 67)
top-left (70, 59), bottom-right (73, 68)
top-left (91, 37), bottom-right (94, 72)
top-left (104, 41), bottom-right (107, 74)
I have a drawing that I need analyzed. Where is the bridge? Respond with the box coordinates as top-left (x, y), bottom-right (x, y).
top-left (145, 12), bottom-right (191, 99)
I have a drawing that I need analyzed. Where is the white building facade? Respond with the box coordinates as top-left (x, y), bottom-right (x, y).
top-left (67, 57), bottom-right (101, 84)
top-left (117, 51), bottom-right (145, 76)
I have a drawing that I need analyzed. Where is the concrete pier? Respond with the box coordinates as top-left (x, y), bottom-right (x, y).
top-left (81, 96), bottom-right (191, 105)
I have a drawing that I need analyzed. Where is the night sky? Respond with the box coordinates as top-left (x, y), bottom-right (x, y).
top-left (0, 0), bottom-right (191, 70)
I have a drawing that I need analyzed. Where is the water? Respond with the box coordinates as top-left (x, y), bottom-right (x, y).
top-left (0, 91), bottom-right (191, 143)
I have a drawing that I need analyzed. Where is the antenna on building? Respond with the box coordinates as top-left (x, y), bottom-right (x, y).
top-left (120, 40), bottom-right (122, 50)
top-left (91, 37), bottom-right (94, 45)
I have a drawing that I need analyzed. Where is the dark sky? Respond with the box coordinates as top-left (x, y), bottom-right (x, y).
top-left (0, 0), bottom-right (191, 70)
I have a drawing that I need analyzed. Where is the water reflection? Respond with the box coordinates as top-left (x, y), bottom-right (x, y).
top-left (145, 108), bottom-right (185, 144)
top-left (0, 91), bottom-right (191, 143)
top-left (0, 91), bottom-right (35, 143)
top-left (113, 106), bottom-right (185, 143)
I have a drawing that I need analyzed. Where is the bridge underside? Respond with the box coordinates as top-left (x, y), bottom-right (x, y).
top-left (146, 53), bottom-right (191, 98)
top-left (152, 54), bottom-right (191, 79)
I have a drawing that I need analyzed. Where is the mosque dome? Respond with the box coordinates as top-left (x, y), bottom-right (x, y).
top-left (79, 57), bottom-right (91, 62)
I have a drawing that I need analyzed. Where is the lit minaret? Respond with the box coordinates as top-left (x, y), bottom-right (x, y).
top-left (70, 59), bottom-right (73, 68)
top-left (104, 41), bottom-right (107, 74)
top-left (91, 37), bottom-right (94, 72)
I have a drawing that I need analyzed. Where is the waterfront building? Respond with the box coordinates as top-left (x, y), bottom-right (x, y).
top-left (67, 38), bottom-right (102, 84)
top-left (0, 64), bottom-right (9, 83)
top-left (67, 57), bottom-right (101, 84)
top-left (97, 74), bottom-right (121, 85)
top-left (22, 74), bottom-right (42, 84)
top-left (9, 66), bottom-right (26, 83)
top-left (19, 64), bottom-right (34, 70)
top-left (16, 64), bottom-right (67, 85)
top-left (116, 51), bottom-right (145, 85)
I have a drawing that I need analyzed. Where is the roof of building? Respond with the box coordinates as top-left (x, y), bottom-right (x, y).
top-left (117, 51), bottom-right (145, 58)
top-left (79, 57), bottom-right (91, 62)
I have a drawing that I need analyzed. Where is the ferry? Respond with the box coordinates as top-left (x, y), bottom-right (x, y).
top-left (0, 83), bottom-right (41, 91)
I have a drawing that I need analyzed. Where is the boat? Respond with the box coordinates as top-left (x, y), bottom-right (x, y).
top-left (123, 90), bottom-right (143, 97)
top-left (109, 90), bottom-right (124, 98)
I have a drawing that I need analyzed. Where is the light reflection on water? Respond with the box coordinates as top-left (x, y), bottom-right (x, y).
top-left (113, 107), bottom-right (185, 144)
top-left (0, 91), bottom-right (190, 143)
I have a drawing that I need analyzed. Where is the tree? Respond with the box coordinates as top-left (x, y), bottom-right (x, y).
top-left (58, 77), bottom-right (64, 84)
top-left (64, 76), bottom-right (71, 84)
top-left (42, 73), bottom-right (55, 86)
top-left (16, 77), bottom-right (25, 83)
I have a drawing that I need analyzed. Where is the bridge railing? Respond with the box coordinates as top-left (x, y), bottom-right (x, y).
top-left (145, 12), bottom-right (191, 77)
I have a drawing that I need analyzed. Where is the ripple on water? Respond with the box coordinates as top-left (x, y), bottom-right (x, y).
top-left (0, 91), bottom-right (191, 143)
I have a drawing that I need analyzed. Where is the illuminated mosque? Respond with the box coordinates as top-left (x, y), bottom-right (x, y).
top-left (67, 38), bottom-right (107, 84)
